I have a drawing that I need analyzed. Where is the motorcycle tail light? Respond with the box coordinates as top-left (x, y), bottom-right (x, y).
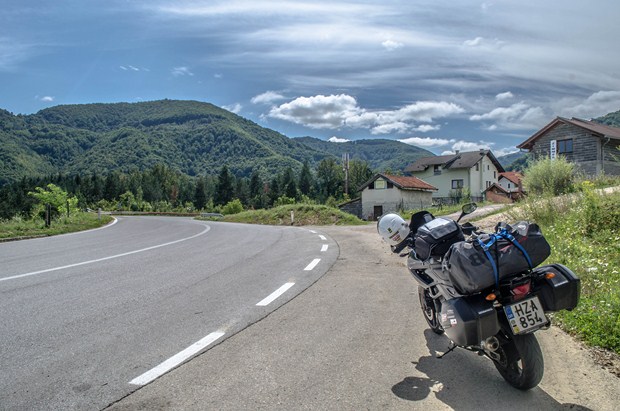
top-left (485, 293), bottom-right (496, 301)
top-left (545, 272), bottom-right (556, 279)
top-left (511, 282), bottom-right (531, 300)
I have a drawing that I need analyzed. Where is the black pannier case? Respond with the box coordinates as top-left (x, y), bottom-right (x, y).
top-left (440, 294), bottom-right (500, 346)
top-left (444, 221), bottom-right (551, 295)
top-left (414, 218), bottom-right (464, 261)
top-left (534, 263), bottom-right (580, 311)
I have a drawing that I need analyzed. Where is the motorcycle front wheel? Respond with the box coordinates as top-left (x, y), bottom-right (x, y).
top-left (418, 287), bottom-right (443, 335)
top-left (492, 332), bottom-right (544, 390)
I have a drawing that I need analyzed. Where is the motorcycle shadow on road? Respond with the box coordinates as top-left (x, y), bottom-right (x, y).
top-left (391, 329), bottom-right (593, 410)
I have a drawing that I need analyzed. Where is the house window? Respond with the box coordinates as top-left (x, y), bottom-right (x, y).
top-left (452, 179), bottom-right (464, 189)
top-left (558, 139), bottom-right (573, 154)
top-left (475, 163), bottom-right (479, 171)
top-left (387, 182), bottom-right (394, 189)
top-left (508, 183), bottom-right (512, 189)
top-left (486, 181), bottom-right (492, 188)
top-left (494, 171), bottom-right (497, 178)
top-left (434, 165), bottom-right (441, 175)
top-left (374, 179), bottom-right (386, 189)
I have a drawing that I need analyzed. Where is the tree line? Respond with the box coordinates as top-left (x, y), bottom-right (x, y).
top-left (0, 159), bottom-right (375, 219)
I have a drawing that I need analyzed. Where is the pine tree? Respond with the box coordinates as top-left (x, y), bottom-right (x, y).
top-left (215, 165), bottom-right (235, 206)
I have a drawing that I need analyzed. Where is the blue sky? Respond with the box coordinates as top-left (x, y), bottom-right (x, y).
top-left (2, 1), bottom-right (620, 156)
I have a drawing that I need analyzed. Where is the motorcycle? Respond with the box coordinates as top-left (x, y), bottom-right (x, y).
top-left (378, 203), bottom-right (580, 390)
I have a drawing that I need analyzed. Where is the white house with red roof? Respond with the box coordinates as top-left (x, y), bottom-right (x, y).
top-left (357, 173), bottom-right (437, 220)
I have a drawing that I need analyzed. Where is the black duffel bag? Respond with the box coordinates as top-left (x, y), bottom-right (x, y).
top-left (414, 217), bottom-right (464, 261)
top-left (444, 221), bottom-right (551, 295)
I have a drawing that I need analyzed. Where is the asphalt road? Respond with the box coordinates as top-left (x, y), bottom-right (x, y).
top-left (108, 223), bottom-right (620, 411)
top-left (0, 217), bottom-right (337, 410)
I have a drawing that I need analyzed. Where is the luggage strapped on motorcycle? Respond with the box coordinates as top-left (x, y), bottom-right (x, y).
top-left (476, 227), bottom-right (534, 288)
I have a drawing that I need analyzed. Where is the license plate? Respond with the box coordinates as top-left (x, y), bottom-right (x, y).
top-left (504, 296), bottom-right (547, 335)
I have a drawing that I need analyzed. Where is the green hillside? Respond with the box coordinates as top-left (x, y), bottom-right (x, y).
top-left (0, 100), bottom-right (441, 186)
top-left (0, 100), bottom-right (328, 184)
top-left (294, 136), bottom-right (433, 172)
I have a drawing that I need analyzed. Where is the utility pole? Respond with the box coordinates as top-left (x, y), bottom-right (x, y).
top-left (342, 153), bottom-right (350, 195)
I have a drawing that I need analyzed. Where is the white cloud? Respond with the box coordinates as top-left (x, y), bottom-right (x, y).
top-left (382, 39), bottom-right (404, 51)
top-left (413, 124), bottom-right (441, 132)
top-left (268, 94), bottom-right (362, 129)
top-left (440, 140), bottom-right (518, 157)
top-left (251, 90), bottom-right (285, 105)
top-left (470, 102), bottom-right (547, 130)
top-left (39, 96), bottom-right (54, 102)
top-left (495, 91), bottom-right (514, 101)
top-left (269, 94), bottom-right (463, 133)
top-left (463, 37), bottom-right (484, 47)
top-left (328, 136), bottom-right (350, 143)
top-left (171, 66), bottom-right (194, 76)
top-left (223, 103), bottom-right (242, 114)
top-left (555, 90), bottom-right (620, 119)
top-left (398, 137), bottom-right (455, 148)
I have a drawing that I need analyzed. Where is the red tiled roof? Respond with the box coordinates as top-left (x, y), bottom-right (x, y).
top-left (358, 173), bottom-right (437, 191)
top-left (384, 174), bottom-right (438, 191)
top-left (499, 172), bottom-right (523, 185)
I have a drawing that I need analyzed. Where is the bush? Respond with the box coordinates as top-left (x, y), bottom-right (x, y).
top-left (222, 198), bottom-right (244, 215)
top-left (522, 156), bottom-right (576, 196)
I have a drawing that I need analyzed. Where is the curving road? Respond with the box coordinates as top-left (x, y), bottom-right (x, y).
top-left (0, 217), bottom-right (338, 410)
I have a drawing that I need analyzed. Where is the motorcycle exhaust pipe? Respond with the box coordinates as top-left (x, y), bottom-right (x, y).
top-left (482, 336), bottom-right (500, 352)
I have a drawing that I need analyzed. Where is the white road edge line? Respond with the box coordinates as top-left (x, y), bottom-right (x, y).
top-left (0, 224), bottom-right (211, 283)
top-left (256, 282), bottom-right (295, 306)
top-left (318, 235), bottom-right (327, 240)
top-left (129, 331), bottom-right (225, 386)
top-left (309, 230), bottom-right (317, 233)
top-left (321, 244), bottom-right (328, 252)
top-left (304, 258), bottom-right (321, 271)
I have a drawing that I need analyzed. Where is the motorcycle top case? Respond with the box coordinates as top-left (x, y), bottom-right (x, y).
top-left (414, 217), bottom-right (464, 261)
top-left (534, 263), bottom-right (580, 312)
top-left (444, 221), bottom-right (551, 295)
top-left (440, 294), bottom-right (500, 347)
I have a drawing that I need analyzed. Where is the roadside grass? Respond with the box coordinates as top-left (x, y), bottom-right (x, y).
top-left (202, 203), bottom-right (367, 226)
top-left (508, 184), bottom-right (620, 354)
top-left (0, 212), bottom-right (114, 240)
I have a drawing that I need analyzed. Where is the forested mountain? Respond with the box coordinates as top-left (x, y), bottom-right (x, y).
top-left (0, 100), bottom-right (440, 186)
top-left (595, 109), bottom-right (620, 127)
top-left (294, 136), bottom-right (433, 172)
top-left (0, 100), bottom-right (331, 185)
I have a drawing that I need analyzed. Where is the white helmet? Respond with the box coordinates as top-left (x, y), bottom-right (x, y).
top-left (377, 213), bottom-right (409, 246)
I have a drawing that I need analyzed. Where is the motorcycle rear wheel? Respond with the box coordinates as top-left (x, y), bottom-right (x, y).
top-left (492, 332), bottom-right (544, 390)
top-left (418, 287), bottom-right (443, 335)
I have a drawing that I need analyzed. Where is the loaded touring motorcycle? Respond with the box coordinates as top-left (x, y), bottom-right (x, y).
top-left (378, 204), bottom-right (580, 390)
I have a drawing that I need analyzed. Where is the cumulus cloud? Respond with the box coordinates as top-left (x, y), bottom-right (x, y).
top-left (495, 91), bottom-right (514, 101)
top-left (171, 66), bottom-right (194, 76)
top-left (328, 136), bottom-right (350, 143)
top-left (470, 101), bottom-right (547, 130)
top-left (398, 137), bottom-right (455, 148)
top-left (223, 103), bottom-right (242, 114)
top-left (269, 94), bottom-right (463, 134)
top-left (251, 90), bottom-right (286, 105)
top-left (268, 94), bottom-right (362, 129)
top-left (38, 96), bottom-right (54, 102)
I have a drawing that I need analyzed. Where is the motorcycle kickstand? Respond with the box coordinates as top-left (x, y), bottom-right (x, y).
top-left (436, 341), bottom-right (457, 359)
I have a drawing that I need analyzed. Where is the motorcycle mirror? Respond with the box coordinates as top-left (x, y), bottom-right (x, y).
top-left (456, 202), bottom-right (477, 223)
top-left (462, 203), bottom-right (477, 214)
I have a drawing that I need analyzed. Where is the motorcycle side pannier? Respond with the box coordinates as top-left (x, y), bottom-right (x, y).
top-left (534, 264), bottom-right (580, 311)
top-left (440, 294), bottom-right (500, 346)
top-left (444, 222), bottom-right (551, 295)
top-left (414, 218), bottom-right (464, 261)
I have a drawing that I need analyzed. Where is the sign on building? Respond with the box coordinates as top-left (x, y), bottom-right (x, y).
top-left (550, 139), bottom-right (557, 159)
